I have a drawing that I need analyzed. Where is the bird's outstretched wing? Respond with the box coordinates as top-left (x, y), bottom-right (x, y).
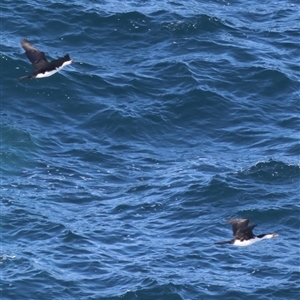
top-left (240, 224), bottom-right (257, 240)
top-left (228, 219), bottom-right (258, 240)
top-left (227, 219), bottom-right (250, 237)
top-left (21, 38), bottom-right (48, 70)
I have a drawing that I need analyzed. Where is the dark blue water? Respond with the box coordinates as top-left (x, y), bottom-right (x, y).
top-left (1, 0), bottom-right (299, 299)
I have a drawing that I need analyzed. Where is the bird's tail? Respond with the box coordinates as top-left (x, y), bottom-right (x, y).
top-left (17, 74), bottom-right (32, 81)
top-left (214, 239), bottom-right (233, 245)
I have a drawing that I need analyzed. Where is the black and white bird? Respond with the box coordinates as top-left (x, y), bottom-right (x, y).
top-left (18, 38), bottom-right (73, 81)
top-left (215, 219), bottom-right (278, 246)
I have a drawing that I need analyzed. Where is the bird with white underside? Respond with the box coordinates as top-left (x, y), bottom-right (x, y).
top-left (215, 219), bottom-right (278, 246)
top-left (18, 38), bottom-right (73, 81)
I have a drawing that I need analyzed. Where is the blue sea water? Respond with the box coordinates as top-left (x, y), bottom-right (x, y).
top-left (1, 0), bottom-right (300, 299)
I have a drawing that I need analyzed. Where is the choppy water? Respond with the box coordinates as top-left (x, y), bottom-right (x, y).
top-left (1, 0), bottom-right (300, 299)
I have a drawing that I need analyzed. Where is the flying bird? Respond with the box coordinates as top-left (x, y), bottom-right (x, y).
top-left (215, 219), bottom-right (278, 246)
top-left (18, 38), bottom-right (73, 81)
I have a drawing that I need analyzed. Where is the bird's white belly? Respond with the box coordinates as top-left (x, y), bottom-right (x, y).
top-left (36, 68), bottom-right (60, 78)
top-left (35, 61), bottom-right (72, 78)
top-left (233, 237), bottom-right (261, 246)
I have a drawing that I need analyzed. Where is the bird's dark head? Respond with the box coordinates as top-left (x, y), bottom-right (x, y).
top-left (63, 54), bottom-right (73, 63)
top-left (266, 233), bottom-right (279, 239)
top-left (257, 233), bottom-right (279, 239)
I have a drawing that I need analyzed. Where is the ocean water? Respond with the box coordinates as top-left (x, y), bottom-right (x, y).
top-left (1, 0), bottom-right (299, 299)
